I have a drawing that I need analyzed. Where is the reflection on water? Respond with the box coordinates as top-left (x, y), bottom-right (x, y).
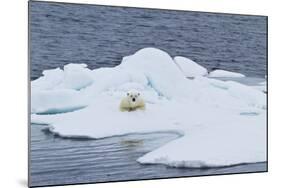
top-left (240, 112), bottom-right (260, 116)
top-left (120, 139), bottom-right (144, 147)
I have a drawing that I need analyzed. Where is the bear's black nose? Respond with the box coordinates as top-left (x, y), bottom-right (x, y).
top-left (132, 98), bottom-right (136, 102)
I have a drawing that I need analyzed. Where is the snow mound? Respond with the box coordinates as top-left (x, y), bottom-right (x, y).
top-left (32, 64), bottom-right (93, 91)
top-left (31, 64), bottom-right (94, 113)
top-left (57, 63), bottom-right (93, 90)
top-left (31, 47), bottom-right (266, 168)
top-left (174, 56), bottom-right (208, 77)
top-left (31, 68), bottom-right (64, 91)
top-left (119, 48), bottom-right (191, 99)
top-left (209, 69), bottom-right (245, 78)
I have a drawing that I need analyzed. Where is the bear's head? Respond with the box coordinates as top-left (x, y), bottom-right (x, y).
top-left (127, 90), bottom-right (140, 104)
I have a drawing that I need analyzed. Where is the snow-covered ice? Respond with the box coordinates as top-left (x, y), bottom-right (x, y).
top-left (173, 56), bottom-right (208, 77)
top-left (31, 64), bottom-right (93, 114)
top-left (209, 69), bottom-right (245, 78)
top-left (31, 47), bottom-right (266, 168)
top-left (252, 81), bottom-right (267, 93)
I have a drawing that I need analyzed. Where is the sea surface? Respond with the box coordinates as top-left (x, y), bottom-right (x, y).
top-left (29, 1), bottom-right (267, 187)
top-left (30, 1), bottom-right (267, 80)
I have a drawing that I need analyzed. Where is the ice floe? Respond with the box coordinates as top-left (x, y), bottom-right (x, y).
top-left (31, 47), bottom-right (266, 168)
top-left (209, 69), bottom-right (245, 78)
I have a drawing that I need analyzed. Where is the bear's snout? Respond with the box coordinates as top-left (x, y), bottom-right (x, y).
top-left (132, 98), bottom-right (136, 102)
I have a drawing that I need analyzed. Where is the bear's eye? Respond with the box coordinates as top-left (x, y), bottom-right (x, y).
top-left (138, 93), bottom-right (140, 96)
top-left (127, 93), bottom-right (129, 96)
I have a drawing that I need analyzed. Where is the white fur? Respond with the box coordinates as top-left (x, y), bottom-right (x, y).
top-left (120, 90), bottom-right (145, 112)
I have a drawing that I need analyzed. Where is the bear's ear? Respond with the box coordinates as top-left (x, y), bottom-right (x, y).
top-left (127, 93), bottom-right (129, 96)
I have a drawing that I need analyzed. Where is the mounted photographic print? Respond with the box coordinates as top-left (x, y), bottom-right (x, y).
top-left (29, 1), bottom-right (268, 187)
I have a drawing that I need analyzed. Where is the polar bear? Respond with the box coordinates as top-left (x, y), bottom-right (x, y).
top-left (120, 90), bottom-right (145, 112)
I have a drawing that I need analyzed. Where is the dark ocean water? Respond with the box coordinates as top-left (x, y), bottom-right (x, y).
top-left (29, 1), bottom-right (267, 187)
top-left (30, 1), bottom-right (267, 80)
